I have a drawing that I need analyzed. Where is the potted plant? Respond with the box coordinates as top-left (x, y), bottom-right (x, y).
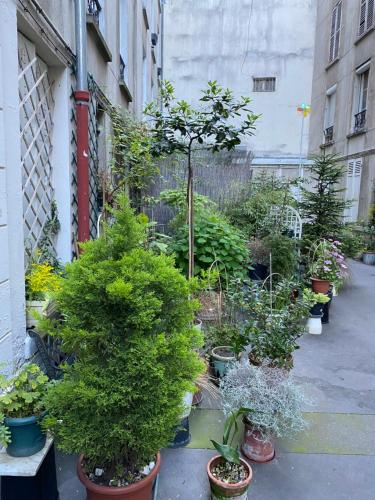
top-left (363, 225), bottom-right (375, 265)
top-left (308, 240), bottom-right (340, 293)
top-left (303, 289), bottom-right (330, 335)
top-left (43, 197), bottom-right (204, 499)
top-left (221, 363), bottom-right (307, 463)
top-left (0, 364), bottom-right (49, 457)
top-left (25, 261), bottom-right (61, 329)
top-left (207, 408), bottom-right (253, 499)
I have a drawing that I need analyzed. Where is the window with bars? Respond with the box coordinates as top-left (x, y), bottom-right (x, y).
top-left (329, 1), bottom-right (342, 62)
top-left (252, 77), bottom-right (276, 92)
top-left (353, 62), bottom-right (370, 132)
top-left (359, 0), bottom-right (374, 36)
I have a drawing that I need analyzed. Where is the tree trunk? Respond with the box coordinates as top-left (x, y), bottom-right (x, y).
top-left (187, 147), bottom-right (194, 279)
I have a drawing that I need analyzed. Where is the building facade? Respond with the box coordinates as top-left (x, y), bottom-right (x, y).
top-left (0, 0), bottom-right (162, 371)
top-left (163, 0), bottom-right (317, 174)
top-left (309, 0), bottom-right (375, 221)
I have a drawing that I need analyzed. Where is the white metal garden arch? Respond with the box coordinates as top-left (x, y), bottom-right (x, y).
top-left (268, 205), bottom-right (303, 240)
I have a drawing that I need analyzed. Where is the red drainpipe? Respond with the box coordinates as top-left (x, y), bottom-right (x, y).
top-left (75, 90), bottom-right (90, 243)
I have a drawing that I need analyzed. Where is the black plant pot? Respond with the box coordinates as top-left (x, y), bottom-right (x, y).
top-left (310, 303), bottom-right (324, 317)
top-left (249, 263), bottom-right (268, 281)
top-left (321, 291), bottom-right (333, 324)
top-left (168, 416), bottom-right (190, 448)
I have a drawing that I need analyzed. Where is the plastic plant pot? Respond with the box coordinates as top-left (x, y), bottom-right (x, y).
top-left (307, 315), bottom-right (323, 335)
top-left (5, 414), bottom-right (46, 457)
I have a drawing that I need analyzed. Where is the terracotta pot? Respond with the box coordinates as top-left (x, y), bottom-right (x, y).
top-left (311, 277), bottom-right (330, 294)
top-left (207, 455), bottom-right (252, 500)
top-left (77, 453), bottom-right (161, 500)
top-left (241, 420), bottom-right (275, 463)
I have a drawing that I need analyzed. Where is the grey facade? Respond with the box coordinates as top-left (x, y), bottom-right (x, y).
top-left (309, 0), bottom-right (375, 221)
top-left (163, 0), bottom-right (317, 174)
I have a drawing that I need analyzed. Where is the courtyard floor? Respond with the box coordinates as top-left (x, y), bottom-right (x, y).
top-left (56, 260), bottom-right (375, 499)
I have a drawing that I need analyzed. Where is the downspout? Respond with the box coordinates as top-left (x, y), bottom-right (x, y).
top-left (74, 0), bottom-right (90, 243)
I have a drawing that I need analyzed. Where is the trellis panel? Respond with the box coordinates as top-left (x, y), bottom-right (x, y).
top-left (18, 33), bottom-right (55, 262)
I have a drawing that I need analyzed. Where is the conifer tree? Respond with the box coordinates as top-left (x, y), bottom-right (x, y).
top-left (299, 154), bottom-right (351, 242)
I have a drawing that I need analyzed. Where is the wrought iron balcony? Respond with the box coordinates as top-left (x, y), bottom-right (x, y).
top-left (324, 126), bottom-right (334, 143)
top-left (119, 55), bottom-right (125, 81)
top-left (354, 109), bottom-right (366, 132)
top-left (87, 0), bottom-right (101, 25)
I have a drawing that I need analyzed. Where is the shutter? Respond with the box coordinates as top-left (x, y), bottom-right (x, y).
top-left (329, 7), bottom-right (337, 61)
top-left (345, 159), bottom-right (362, 222)
top-left (367, 0), bottom-right (374, 29)
top-left (359, 0), bottom-right (367, 35)
top-left (334, 2), bottom-right (342, 60)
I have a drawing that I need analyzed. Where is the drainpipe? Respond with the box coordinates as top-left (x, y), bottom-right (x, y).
top-left (74, 0), bottom-right (90, 243)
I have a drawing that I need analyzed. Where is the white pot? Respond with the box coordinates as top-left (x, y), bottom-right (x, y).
top-left (26, 300), bottom-right (47, 329)
top-left (194, 319), bottom-right (202, 332)
top-left (307, 316), bottom-right (322, 335)
top-left (181, 391), bottom-right (194, 419)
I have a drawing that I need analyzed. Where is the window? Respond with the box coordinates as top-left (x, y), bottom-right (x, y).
top-left (253, 77), bottom-right (276, 92)
top-left (344, 159), bottom-right (363, 222)
top-left (119, 0), bottom-right (128, 82)
top-left (329, 1), bottom-right (342, 62)
top-left (353, 61), bottom-right (370, 131)
top-left (359, 0), bottom-right (374, 36)
top-left (142, 50), bottom-right (148, 111)
top-left (324, 84), bottom-right (337, 143)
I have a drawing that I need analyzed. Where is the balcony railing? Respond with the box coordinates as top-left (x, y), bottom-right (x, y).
top-left (354, 109), bottom-right (366, 132)
top-left (119, 55), bottom-right (125, 81)
top-left (324, 126), bottom-right (334, 143)
top-left (87, 0), bottom-right (101, 25)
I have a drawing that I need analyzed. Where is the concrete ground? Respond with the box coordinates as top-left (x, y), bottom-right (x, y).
top-left (54, 260), bottom-right (375, 499)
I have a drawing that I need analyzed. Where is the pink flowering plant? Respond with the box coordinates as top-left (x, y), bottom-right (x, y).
top-left (308, 239), bottom-right (346, 282)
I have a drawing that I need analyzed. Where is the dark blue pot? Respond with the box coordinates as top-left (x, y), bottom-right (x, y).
top-left (168, 416), bottom-right (190, 448)
top-left (249, 263), bottom-right (268, 281)
top-left (310, 303), bottom-right (324, 317)
top-left (5, 414), bottom-right (46, 457)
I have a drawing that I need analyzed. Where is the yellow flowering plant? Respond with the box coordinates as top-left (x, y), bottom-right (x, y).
top-left (25, 262), bottom-right (62, 301)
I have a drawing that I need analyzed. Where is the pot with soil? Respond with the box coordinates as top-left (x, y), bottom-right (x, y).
top-left (241, 419), bottom-right (275, 463)
top-left (207, 455), bottom-right (252, 500)
top-left (211, 346), bottom-right (236, 380)
top-left (310, 277), bottom-right (330, 294)
top-left (77, 453), bottom-right (161, 500)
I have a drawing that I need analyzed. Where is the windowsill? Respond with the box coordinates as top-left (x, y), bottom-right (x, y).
top-left (347, 128), bottom-right (367, 139)
top-left (325, 57), bottom-right (340, 71)
top-left (320, 140), bottom-right (335, 149)
top-left (86, 14), bottom-right (112, 62)
top-left (119, 79), bottom-right (133, 102)
top-left (355, 25), bottom-right (375, 45)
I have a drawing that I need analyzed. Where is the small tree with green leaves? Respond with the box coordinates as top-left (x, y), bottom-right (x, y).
top-left (145, 81), bottom-right (258, 278)
top-left (299, 154), bottom-right (351, 242)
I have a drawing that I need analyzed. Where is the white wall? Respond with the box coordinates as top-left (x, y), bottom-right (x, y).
top-left (163, 0), bottom-right (316, 160)
top-left (0, 0), bottom-right (26, 372)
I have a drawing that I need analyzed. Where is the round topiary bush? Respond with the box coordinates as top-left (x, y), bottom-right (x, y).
top-left (44, 197), bottom-right (204, 482)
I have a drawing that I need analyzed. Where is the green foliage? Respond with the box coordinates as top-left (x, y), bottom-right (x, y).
top-left (146, 80), bottom-right (258, 278)
top-left (204, 322), bottom-right (247, 357)
top-left (244, 279), bottom-right (311, 367)
top-left (211, 408), bottom-right (252, 464)
top-left (263, 234), bottom-right (298, 279)
top-left (225, 172), bottom-right (296, 238)
top-left (109, 108), bottom-right (158, 207)
top-left (302, 288), bottom-right (330, 305)
top-left (43, 197), bottom-right (204, 473)
top-left (169, 210), bottom-right (249, 279)
top-left (337, 224), bottom-right (365, 258)
top-left (145, 80), bottom-right (258, 157)
top-left (0, 364), bottom-right (49, 447)
top-left (299, 154), bottom-right (351, 242)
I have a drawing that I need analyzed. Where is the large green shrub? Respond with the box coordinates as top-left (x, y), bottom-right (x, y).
top-left (225, 172), bottom-right (295, 238)
top-left (44, 197), bottom-right (203, 477)
top-left (169, 211), bottom-right (249, 279)
top-left (263, 234), bottom-right (298, 279)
